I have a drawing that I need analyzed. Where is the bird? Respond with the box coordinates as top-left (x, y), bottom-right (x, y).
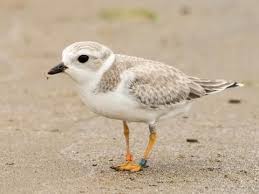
top-left (48, 41), bottom-right (243, 172)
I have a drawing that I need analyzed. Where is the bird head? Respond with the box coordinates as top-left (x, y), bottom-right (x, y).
top-left (48, 41), bottom-right (114, 84)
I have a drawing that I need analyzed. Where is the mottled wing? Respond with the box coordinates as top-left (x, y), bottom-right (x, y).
top-left (96, 54), bottom-right (206, 107)
top-left (123, 61), bottom-right (203, 109)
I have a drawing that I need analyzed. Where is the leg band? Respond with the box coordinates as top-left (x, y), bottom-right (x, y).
top-left (139, 158), bottom-right (147, 167)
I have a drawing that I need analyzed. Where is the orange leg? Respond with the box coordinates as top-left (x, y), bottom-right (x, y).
top-left (127, 127), bottom-right (157, 172)
top-left (111, 122), bottom-right (157, 172)
top-left (111, 121), bottom-right (138, 171)
top-left (123, 121), bottom-right (133, 162)
top-left (143, 131), bottom-right (157, 160)
top-left (136, 130), bottom-right (157, 171)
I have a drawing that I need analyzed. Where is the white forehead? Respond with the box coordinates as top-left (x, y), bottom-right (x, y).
top-left (62, 41), bottom-right (111, 61)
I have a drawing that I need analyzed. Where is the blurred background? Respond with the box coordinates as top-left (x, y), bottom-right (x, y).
top-left (0, 0), bottom-right (258, 193)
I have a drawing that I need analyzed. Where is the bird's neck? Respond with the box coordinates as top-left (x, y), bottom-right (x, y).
top-left (78, 53), bottom-right (116, 93)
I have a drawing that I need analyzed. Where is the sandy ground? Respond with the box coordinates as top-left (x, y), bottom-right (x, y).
top-left (0, 0), bottom-right (258, 193)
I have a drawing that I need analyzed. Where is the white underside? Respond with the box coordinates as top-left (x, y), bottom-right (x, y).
top-left (75, 53), bottom-right (191, 124)
top-left (78, 84), bottom-right (191, 124)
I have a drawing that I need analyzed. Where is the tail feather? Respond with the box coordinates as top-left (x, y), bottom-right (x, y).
top-left (188, 77), bottom-right (243, 95)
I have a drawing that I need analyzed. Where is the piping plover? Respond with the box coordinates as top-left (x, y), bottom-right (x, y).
top-left (48, 41), bottom-right (243, 172)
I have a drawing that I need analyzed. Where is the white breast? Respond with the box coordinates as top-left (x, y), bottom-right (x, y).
top-left (78, 85), bottom-right (159, 123)
top-left (74, 53), bottom-right (191, 123)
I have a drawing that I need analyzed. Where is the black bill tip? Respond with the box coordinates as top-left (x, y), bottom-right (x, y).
top-left (48, 62), bottom-right (68, 75)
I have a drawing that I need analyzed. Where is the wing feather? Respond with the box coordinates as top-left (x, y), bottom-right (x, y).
top-left (122, 61), bottom-right (203, 109)
top-left (97, 54), bottom-right (206, 109)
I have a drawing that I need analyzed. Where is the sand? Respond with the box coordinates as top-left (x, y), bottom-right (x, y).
top-left (0, 0), bottom-right (258, 193)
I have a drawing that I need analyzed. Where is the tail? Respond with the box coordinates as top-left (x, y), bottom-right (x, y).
top-left (188, 77), bottom-right (244, 95)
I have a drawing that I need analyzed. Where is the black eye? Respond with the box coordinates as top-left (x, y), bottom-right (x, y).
top-left (78, 55), bottom-right (89, 63)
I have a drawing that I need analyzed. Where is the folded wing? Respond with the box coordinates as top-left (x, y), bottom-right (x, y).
top-left (122, 62), bottom-right (206, 109)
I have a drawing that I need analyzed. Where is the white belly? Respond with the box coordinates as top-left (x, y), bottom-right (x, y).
top-left (78, 87), bottom-right (158, 123)
top-left (77, 85), bottom-right (191, 123)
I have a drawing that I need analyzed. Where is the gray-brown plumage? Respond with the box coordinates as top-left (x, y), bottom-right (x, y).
top-left (96, 54), bottom-right (240, 109)
top-left (48, 41), bottom-right (243, 172)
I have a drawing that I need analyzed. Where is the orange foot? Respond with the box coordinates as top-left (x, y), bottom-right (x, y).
top-left (111, 161), bottom-right (142, 172)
